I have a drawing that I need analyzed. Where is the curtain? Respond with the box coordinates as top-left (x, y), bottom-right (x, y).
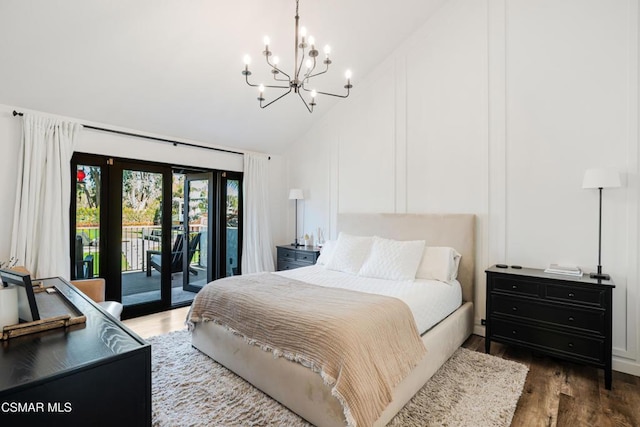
top-left (10, 114), bottom-right (81, 279)
top-left (241, 153), bottom-right (275, 273)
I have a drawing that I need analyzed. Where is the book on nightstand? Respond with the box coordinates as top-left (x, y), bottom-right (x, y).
top-left (543, 264), bottom-right (583, 277)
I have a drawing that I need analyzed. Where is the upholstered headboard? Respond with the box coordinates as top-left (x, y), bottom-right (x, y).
top-left (337, 213), bottom-right (476, 303)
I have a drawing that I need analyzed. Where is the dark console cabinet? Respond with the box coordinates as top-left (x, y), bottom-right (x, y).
top-left (276, 245), bottom-right (320, 271)
top-left (0, 277), bottom-right (151, 426)
top-left (485, 265), bottom-right (614, 389)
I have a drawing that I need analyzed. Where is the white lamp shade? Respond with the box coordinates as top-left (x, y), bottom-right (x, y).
top-left (582, 168), bottom-right (621, 189)
top-left (289, 188), bottom-right (304, 200)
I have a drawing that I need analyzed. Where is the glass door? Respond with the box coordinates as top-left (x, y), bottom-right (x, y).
top-left (71, 153), bottom-right (242, 318)
top-left (183, 173), bottom-right (212, 293)
top-left (222, 173), bottom-right (242, 277)
top-left (72, 159), bottom-right (105, 281)
top-left (119, 167), bottom-right (166, 308)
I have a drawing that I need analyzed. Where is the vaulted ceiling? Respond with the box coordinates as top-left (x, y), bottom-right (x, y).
top-left (0, 0), bottom-right (446, 153)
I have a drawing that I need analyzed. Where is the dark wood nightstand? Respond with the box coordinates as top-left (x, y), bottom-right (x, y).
top-left (276, 245), bottom-right (321, 271)
top-left (485, 265), bottom-right (615, 389)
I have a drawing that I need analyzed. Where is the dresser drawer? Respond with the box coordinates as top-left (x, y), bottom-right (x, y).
top-left (296, 251), bottom-right (316, 264)
top-left (546, 284), bottom-right (604, 308)
top-left (491, 294), bottom-right (606, 335)
top-left (277, 260), bottom-right (304, 271)
top-left (278, 248), bottom-right (297, 260)
top-left (492, 319), bottom-right (604, 363)
top-left (492, 276), bottom-right (540, 297)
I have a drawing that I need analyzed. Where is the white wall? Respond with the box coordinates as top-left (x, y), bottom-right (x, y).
top-left (0, 103), bottom-right (287, 268)
top-left (283, 0), bottom-right (640, 377)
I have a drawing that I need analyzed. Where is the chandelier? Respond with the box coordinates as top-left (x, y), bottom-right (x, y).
top-left (241, 0), bottom-right (353, 113)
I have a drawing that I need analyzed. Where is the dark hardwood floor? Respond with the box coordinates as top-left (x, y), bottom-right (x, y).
top-left (125, 308), bottom-right (640, 427)
top-left (463, 335), bottom-right (640, 427)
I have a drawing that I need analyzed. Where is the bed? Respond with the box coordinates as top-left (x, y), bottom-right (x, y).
top-left (189, 213), bottom-right (475, 426)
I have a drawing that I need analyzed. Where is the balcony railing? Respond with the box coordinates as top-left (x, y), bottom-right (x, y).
top-left (76, 225), bottom-right (204, 276)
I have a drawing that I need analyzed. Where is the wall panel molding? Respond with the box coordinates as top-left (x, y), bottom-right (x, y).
top-left (487, 0), bottom-right (507, 267)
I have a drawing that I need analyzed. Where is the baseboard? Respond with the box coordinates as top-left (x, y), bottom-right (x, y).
top-left (473, 323), bottom-right (486, 337)
top-left (613, 357), bottom-right (640, 377)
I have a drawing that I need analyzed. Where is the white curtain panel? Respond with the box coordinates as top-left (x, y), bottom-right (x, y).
top-left (10, 114), bottom-right (81, 279)
top-left (241, 153), bottom-right (275, 273)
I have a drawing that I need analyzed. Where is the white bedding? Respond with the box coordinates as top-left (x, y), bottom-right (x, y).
top-left (275, 264), bottom-right (462, 335)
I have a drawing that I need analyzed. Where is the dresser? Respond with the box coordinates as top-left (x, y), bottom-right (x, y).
top-left (0, 277), bottom-right (151, 426)
top-left (485, 265), bottom-right (615, 389)
top-left (276, 245), bottom-right (321, 271)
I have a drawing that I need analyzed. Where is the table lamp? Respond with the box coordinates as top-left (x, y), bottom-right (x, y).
top-left (289, 189), bottom-right (304, 247)
top-left (582, 168), bottom-right (621, 280)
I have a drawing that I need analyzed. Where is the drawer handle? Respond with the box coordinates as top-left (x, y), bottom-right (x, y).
top-left (285, 253), bottom-right (292, 258)
top-left (511, 285), bottom-right (518, 290)
top-left (512, 330), bottom-right (517, 335)
top-left (568, 316), bottom-right (575, 322)
top-left (568, 292), bottom-right (575, 298)
top-left (512, 306), bottom-right (518, 312)
top-left (568, 342), bottom-right (574, 348)
top-left (301, 255), bottom-right (309, 260)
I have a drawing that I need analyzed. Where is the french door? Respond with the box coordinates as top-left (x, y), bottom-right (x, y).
top-left (71, 153), bottom-right (242, 319)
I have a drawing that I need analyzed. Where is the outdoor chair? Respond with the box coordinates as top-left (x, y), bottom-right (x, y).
top-left (75, 235), bottom-right (94, 279)
top-left (146, 232), bottom-right (201, 277)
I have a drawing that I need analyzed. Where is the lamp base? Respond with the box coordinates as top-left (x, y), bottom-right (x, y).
top-left (589, 272), bottom-right (611, 280)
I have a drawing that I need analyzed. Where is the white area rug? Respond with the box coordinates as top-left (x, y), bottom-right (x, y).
top-left (149, 330), bottom-right (528, 426)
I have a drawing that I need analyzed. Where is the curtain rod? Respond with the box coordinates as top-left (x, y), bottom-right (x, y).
top-left (12, 110), bottom-right (254, 157)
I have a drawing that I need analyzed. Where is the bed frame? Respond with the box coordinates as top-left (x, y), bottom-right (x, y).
top-left (192, 213), bottom-right (476, 426)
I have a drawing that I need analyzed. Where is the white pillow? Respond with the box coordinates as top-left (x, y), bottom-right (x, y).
top-left (325, 233), bottom-right (373, 275)
top-left (358, 236), bottom-right (425, 281)
top-left (316, 240), bottom-right (337, 266)
top-left (416, 246), bottom-right (462, 282)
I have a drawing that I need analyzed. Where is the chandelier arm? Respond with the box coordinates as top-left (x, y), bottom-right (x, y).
top-left (244, 74), bottom-right (260, 87)
top-left (272, 74), bottom-right (290, 82)
top-left (296, 46), bottom-right (307, 83)
top-left (266, 57), bottom-right (291, 80)
top-left (263, 83), bottom-right (291, 89)
top-left (245, 73), bottom-right (289, 89)
top-left (305, 59), bottom-right (330, 79)
top-left (314, 88), bottom-right (351, 99)
top-left (306, 57), bottom-right (317, 78)
top-left (260, 88), bottom-right (293, 109)
top-left (297, 90), bottom-right (313, 113)
top-left (306, 67), bottom-right (329, 80)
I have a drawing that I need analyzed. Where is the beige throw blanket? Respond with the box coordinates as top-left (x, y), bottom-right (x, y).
top-left (188, 273), bottom-right (426, 427)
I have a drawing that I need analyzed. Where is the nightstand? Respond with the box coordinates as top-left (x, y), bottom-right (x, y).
top-left (485, 265), bottom-right (615, 389)
top-left (276, 245), bottom-right (321, 271)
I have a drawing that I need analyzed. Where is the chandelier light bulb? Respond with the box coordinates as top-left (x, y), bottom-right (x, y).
top-left (345, 69), bottom-right (352, 80)
top-left (243, 55), bottom-right (251, 65)
top-left (308, 36), bottom-right (315, 47)
top-left (300, 27), bottom-right (307, 38)
top-left (263, 36), bottom-right (270, 46)
top-left (273, 56), bottom-right (280, 65)
top-left (305, 59), bottom-right (312, 69)
top-left (311, 89), bottom-right (317, 98)
top-left (324, 45), bottom-right (331, 55)
top-left (259, 84), bottom-right (265, 93)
